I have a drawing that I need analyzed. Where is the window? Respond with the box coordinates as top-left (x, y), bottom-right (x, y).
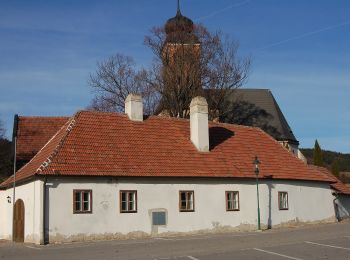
top-left (278, 192), bottom-right (288, 210)
top-left (120, 190), bottom-right (137, 213)
top-left (179, 191), bottom-right (194, 212)
top-left (73, 190), bottom-right (92, 214)
top-left (226, 191), bottom-right (239, 211)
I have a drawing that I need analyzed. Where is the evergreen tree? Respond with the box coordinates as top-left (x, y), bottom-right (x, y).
top-left (331, 158), bottom-right (340, 177)
top-left (313, 139), bottom-right (324, 166)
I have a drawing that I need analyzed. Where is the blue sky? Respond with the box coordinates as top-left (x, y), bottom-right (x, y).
top-left (0, 0), bottom-right (349, 152)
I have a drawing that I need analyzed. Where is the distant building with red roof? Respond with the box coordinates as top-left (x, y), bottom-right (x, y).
top-left (13, 115), bottom-right (69, 169)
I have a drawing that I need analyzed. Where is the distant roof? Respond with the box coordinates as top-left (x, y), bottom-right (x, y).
top-left (1, 111), bottom-right (333, 188)
top-left (222, 89), bottom-right (298, 144)
top-left (310, 165), bottom-right (350, 195)
top-left (14, 116), bottom-right (69, 161)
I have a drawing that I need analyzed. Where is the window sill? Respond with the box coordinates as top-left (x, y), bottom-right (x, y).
top-left (73, 211), bottom-right (93, 214)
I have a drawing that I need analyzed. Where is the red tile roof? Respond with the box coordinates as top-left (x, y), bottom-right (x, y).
top-left (16, 116), bottom-right (69, 161)
top-left (310, 165), bottom-right (350, 195)
top-left (1, 111), bottom-right (334, 188)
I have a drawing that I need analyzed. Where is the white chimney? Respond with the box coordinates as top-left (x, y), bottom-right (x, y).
top-left (190, 96), bottom-right (209, 152)
top-left (125, 93), bottom-right (143, 122)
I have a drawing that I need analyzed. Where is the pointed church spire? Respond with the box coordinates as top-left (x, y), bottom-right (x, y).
top-left (177, 0), bottom-right (181, 15)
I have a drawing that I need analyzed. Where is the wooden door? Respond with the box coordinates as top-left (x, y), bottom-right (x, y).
top-left (13, 199), bottom-right (25, 242)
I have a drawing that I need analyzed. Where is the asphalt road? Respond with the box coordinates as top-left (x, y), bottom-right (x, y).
top-left (1, 221), bottom-right (349, 260)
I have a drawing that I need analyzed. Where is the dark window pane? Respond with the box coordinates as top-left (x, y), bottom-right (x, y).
top-left (180, 200), bottom-right (186, 209)
top-left (75, 201), bottom-right (81, 211)
top-left (121, 192), bottom-right (126, 202)
top-left (227, 201), bottom-right (232, 210)
top-left (227, 192), bottom-right (232, 201)
top-left (128, 202), bottom-right (134, 211)
top-left (75, 192), bottom-right (81, 202)
top-left (83, 192), bottom-right (90, 202)
top-left (121, 201), bottom-right (127, 211)
top-left (83, 201), bottom-right (89, 211)
top-left (128, 192), bottom-right (134, 202)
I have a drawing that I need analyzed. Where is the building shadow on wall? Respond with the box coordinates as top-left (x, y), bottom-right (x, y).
top-left (267, 182), bottom-right (273, 229)
top-left (44, 185), bottom-right (50, 244)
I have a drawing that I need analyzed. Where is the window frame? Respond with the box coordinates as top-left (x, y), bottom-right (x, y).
top-left (73, 189), bottom-right (92, 214)
top-left (278, 191), bottom-right (289, 210)
top-left (179, 190), bottom-right (195, 212)
top-left (226, 191), bottom-right (240, 211)
top-left (120, 190), bottom-right (138, 213)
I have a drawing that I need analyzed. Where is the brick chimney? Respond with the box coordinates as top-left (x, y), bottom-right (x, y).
top-left (190, 96), bottom-right (209, 152)
top-left (125, 94), bottom-right (143, 122)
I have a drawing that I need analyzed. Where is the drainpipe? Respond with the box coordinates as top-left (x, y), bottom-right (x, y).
top-left (12, 136), bottom-right (17, 242)
top-left (42, 177), bottom-right (47, 244)
top-left (11, 114), bottom-right (18, 242)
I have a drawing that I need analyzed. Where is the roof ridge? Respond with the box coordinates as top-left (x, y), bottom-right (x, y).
top-left (35, 112), bottom-right (81, 174)
top-left (209, 120), bottom-right (262, 130)
top-left (236, 88), bottom-right (271, 91)
top-left (79, 110), bottom-right (264, 131)
top-left (18, 116), bottom-right (70, 119)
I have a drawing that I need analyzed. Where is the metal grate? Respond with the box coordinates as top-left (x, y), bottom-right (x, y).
top-left (152, 211), bottom-right (166, 225)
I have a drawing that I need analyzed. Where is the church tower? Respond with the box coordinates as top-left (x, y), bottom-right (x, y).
top-left (161, 1), bottom-right (202, 117)
top-left (163, 1), bottom-right (199, 54)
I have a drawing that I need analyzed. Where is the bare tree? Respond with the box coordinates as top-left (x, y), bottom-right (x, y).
top-left (0, 119), bottom-right (12, 181)
top-left (89, 23), bottom-right (250, 119)
top-left (88, 54), bottom-right (160, 115)
top-left (89, 54), bottom-right (139, 112)
top-left (144, 24), bottom-right (250, 119)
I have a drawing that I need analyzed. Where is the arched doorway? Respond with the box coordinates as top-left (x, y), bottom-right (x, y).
top-left (13, 199), bottom-right (25, 242)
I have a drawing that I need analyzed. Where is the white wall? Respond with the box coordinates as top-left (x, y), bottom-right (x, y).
top-left (45, 177), bottom-right (335, 243)
top-left (0, 180), bottom-right (43, 244)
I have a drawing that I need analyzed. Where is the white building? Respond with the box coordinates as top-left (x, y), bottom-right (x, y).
top-left (0, 95), bottom-right (346, 244)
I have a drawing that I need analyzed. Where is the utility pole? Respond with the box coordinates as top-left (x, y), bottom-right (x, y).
top-left (253, 156), bottom-right (261, 230)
